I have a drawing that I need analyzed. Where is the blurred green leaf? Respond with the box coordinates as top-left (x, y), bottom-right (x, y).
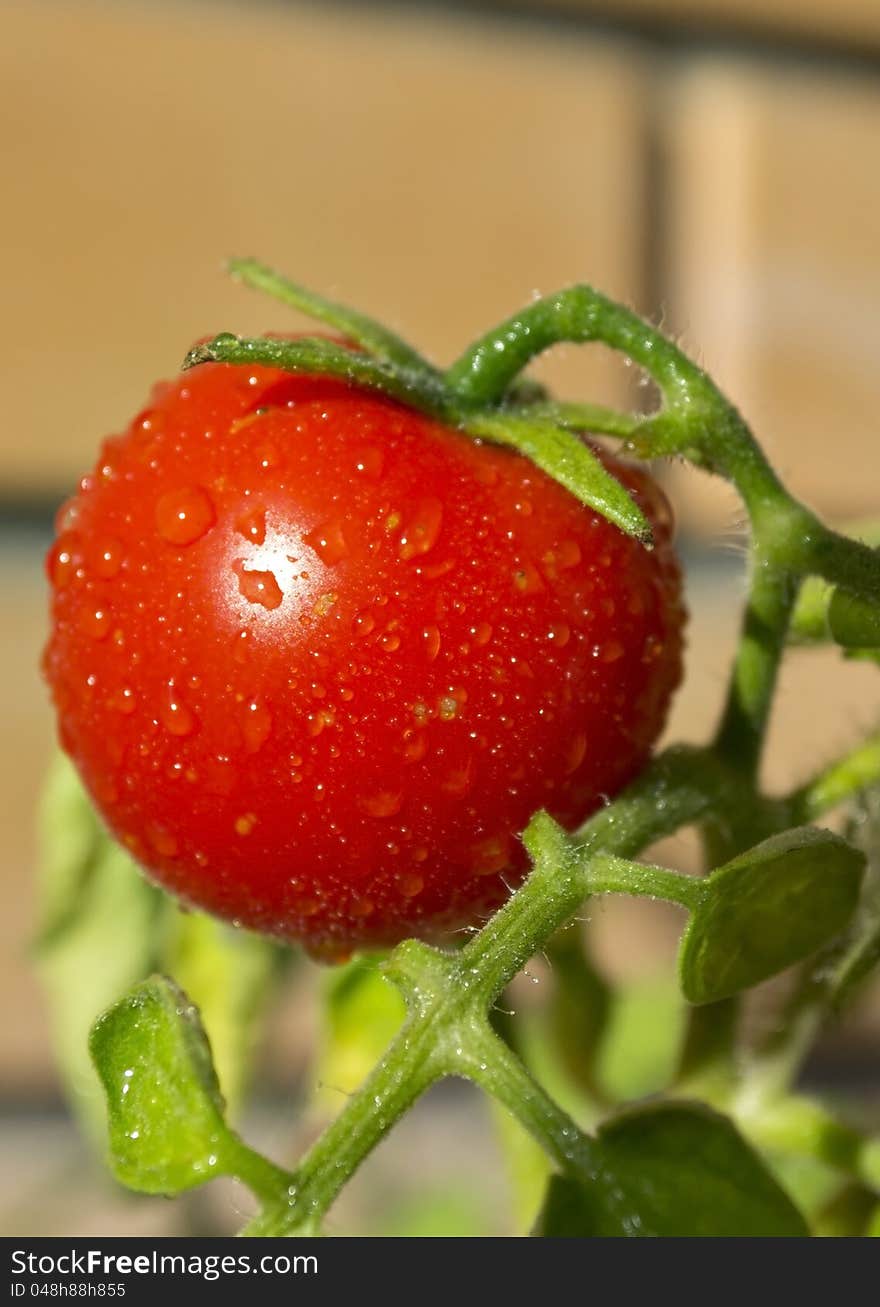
top-left (490, 1098), bottom-right (553, 1233)
top-left (546, 928), bottom-right (611, 1099)
top-left (315, 955), bottom-right (405, 1105)
top-left (812, 1185), bottom-right (878, 1237)
top-left (89, 975), bottom-right (236, 1195)
top-left (595, 975), bottom-right (684, 1103)
top-left (164, 911), bottom-right (288, 1117)
top-left (680, 827), bottom-right (864, 1004)
top-left (37, 755), bottom-right (165, 1136)
top-left (534, 1101), bottom-right (809, 1237)
top-left (829, 587), bottom-right (880, 650)
top-left (37, 754), bottom-right (289, 1135)
top-left (374, 1186), bottom-right (496, 1238)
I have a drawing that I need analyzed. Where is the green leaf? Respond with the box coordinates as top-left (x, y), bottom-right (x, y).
top-left (679, 827), bottom-right (865, 1005)
top-left (535, 1101), bottom-right (809, 1237)
top-left (89, 975), bottom-right (236, 1195)
top-left (463, 411), bottom-right (653, 543)
top-left (533, 1174), bottom-right (599, 1237)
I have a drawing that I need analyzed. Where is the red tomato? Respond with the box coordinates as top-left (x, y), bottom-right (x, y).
top-left (44, 359), bottom-right (685, 958)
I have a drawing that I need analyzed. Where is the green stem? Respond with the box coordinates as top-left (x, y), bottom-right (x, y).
top-left (586, 853), bottom-right (705, 910)
top-left (444, 285), bottom-right (786, 510)
top-left (242, 1015), bottom-right (442, 1236)
top-left (794, 519), bottom-right (880, 611)
top-left (714, 548), bottom-right (797, 781)
top-left (445, 285), bottom-right (711, 410)
top-left (789, 520), bottom-right (880, 644)
top-left (226, 1139), bottom-right (295, 1206)
top-left (459, 1025), bottom-right (603, 1179)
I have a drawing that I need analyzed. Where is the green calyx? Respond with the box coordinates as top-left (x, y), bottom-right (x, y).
top-left (184, 259), bottom-right (676, 545)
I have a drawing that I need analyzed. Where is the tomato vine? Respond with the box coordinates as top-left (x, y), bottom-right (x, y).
top-left (41, 263), bottom-right (880, 1237)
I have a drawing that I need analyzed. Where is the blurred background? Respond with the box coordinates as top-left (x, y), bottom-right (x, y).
top-left (2, 0), bottom-right (879, 1235)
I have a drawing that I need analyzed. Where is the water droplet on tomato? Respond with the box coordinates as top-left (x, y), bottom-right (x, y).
top-left (353, 446), bottom-right (384, 477)
top-left (90, 537), bottom-right (124, 578)
top-left (420, 558), bottom-right (456, 581)
top-left (400, 874), bottom-right (424, 899)
top-left (558, 540), bottom-right (582, 569)
top-left (234, 562), bottom-right (283, 610)
top-left (601, 640), bottom-right (624, 663)
top-left (238, 699), bottom-right (273, 753)
top-left (148, 827), bottom-right (179, 858)
top-left (472, 621), bottom-right (492, 647)
top-left (565, 733), bottom-right (587, 775)
top-left (381, 625), bottom-right (402, 653)
top-left (307, 708), bottom-right (335, 737)
top-left (160, 687), bottom-right (197, 736)
top-left (513, 563), bottom-right (545, 595)
top-left (422, 625), bottom-right (441, 661)
top-left (399, 497), bottom-right (443, 561)
top-left (109, 686), bottom-right (136, 715)
top-left (471, 835), bottom-right (510, 876)
top-left (79, 607), bottom-right (111, 640)
top-left (351, 897), bottom-right (375, 918)
top-left (155, 486), bottom-right (216, 545)
top-left (352, 609), bottom-right (376, 638)
top-left (548, 622), bottom-right (571, 647)
top-left (48, 532), bottom-right (82, 588)
top-left (402, 731), bottom-right (428, 763)
top-left (442, 761), bottom-right (473, 797)
top-left (235, 505), bottom-right (266, 545)
top-left (234, 813), bottom-right (257, 836)
top-left (304, 518), bottom-right (349, 566)
top-left (359, 791), bottom-right (402, 818)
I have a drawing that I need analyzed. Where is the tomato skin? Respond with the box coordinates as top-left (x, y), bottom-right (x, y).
top-left (44, 359), bottom-right (685, 957)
